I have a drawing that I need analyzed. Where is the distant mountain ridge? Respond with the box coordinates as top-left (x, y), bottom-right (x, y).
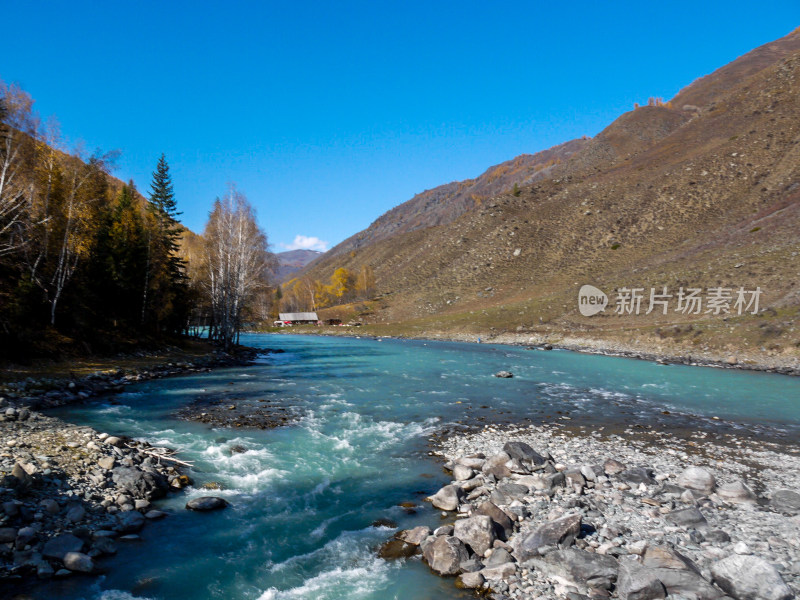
top-left (276, 249), bottom-right (323, 281)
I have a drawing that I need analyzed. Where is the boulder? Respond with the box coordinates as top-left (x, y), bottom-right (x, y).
top-left (529, 548), bottom-right (618, 591)
top-left (665, 506), bottom-right (708, 529)
top-left (378, 538), bottom-right (418, 560)
top-left (112, 466), bottom-right (169, 500)
top-left (648, 568), bottom-right (725, 599)
top-left (453, 515), bottom-right (495, 556)
top-left (0, 528), bottom-right (17, 543)
top-left (770, 489), bottom-right (800, 515)
top-left (618, 467), bottom-right (656, 485)
top-left (423, 535), bottom-right (469, 576)
top-left (92, 537), bottom-right (118, 555)
top-left (503, 441), bottom-right (546, 466)
top-left (514, 513), bottom-right (581, 561)
top-left (617, 561), bottom-right (667, 600)
top-left (457, 456), bottom-right (486, 470)
top-left (98, 456), bottom-right (115, 470)
top-left (398, 526), bottom-right (431, 546)
top-left (711, 554), bottom-right (793, 600)
top-left (145, 510), bottom-right (168, 520)
top-left (453, 464), bottom-right (474, 481)
top-left (642, 546), bottom-right (700, 572)
top-left (677, 466), bottom-right (716, 495)
top-left (430, 484), bottom-right (462, 511)
top-left (39, 499), bottom-right (60, 514)
top-left (716, 481), bottom-right (757, 504)
top-left (479, 561), bottom-right (517, 580)
top-left (65, 504), bottom-right (86, 523)
top-left (482, 452), bottom-right (512, 479)
top-left (116, 509), bottom-right (146, 533)
top-left (494, 371), bottom-right (513, 378)
top-left (186, 496), bottom-right (229, 511)
top-left (63, 552), bottom-right (94, 573)
top-left (485, 547), bottom-right (514, 567)
top-left (42, 534), bottom-right (84, 560)
top-left (456, 571), bottom-right (485, 589)
top-left (475, 500), bottom-right (514, 539)
top-left (604, 458), bottom-right (627, 475)
top-left (497, 482), bottom-right (528, 500)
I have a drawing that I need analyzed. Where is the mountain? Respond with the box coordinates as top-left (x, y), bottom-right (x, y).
top-left (276, 249), bottom-right (323, 281)
top-left (298, 28), bottom-right (800, 363)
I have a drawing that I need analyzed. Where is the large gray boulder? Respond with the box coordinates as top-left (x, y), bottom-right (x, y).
top-left (453, 515), bottom-right (495, 556)
top-left (502, 441), bottom-right (546, 466)
top-left (717, 481), bottom-right (758, 504)
top-left (423, 535), bottom-right (469, 576)
top-left (619, 467), bottom-right (657, 485)
top-left (665, 506), bottom-right (708, 529)
top-left (648, 568), bottom-right (725, 599)
top-left (112, 466), bottom-right (169, 500)
top-left (514, 513), bottom-right (581, 562)
top-left (475, 500), bottom-right (514, 539)
top-left (711, 554), bottom-right (794, 600)
top-left (770, 489), bottom-right (800, 515)
top-left (677, 466), bottom-right (716, 495)
top-left (42, 533), bottom-right (84, 560)
top-left (642, 546), bottom-right (700, 572)
top-left (397, 526), bottom-right (431, 546)
top-left (430, 484), bottom-right (462, 511)
top-left (481, 452), bottom-right (512, 479)
top-left (529, 548), bottom-right (618, 591)
top-left (116, 510), bottom-right (146, 533)
top-left (616, 561), bottom-right (666, 600)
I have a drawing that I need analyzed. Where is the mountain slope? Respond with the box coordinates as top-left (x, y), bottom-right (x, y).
top-left (276, 249), bottom-right (323, 282)
top-left (300, 28), bottom-right (800, 362)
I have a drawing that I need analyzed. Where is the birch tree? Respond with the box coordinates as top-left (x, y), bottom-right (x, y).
top-left (202, 184), bottom-right (271, 349)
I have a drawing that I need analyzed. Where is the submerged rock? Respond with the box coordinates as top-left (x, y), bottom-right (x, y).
top-left (186, 496), bottom-right (229, 511)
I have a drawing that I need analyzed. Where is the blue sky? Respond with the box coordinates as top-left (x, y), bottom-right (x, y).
top-left (3, 2), bottom-right (798, 252)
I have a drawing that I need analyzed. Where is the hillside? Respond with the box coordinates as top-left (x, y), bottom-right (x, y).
top-left (298, 28), bottom-right (800, 364)
top-left (276, 249), bottom-right (323, 282)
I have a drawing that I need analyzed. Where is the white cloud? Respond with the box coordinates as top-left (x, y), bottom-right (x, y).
top-left (279, 235), bottom-right (329, 252)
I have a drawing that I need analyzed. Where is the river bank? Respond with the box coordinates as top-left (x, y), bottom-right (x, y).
top-left (272, 327), bottom-right (800, 376)
top-left (387, 422), bottom-right (800, 599)
top-left (0, 343), bottom-right (259, 594)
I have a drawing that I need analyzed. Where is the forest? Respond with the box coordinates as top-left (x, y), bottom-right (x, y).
top-left (0, 81), bottom-right (275, 358)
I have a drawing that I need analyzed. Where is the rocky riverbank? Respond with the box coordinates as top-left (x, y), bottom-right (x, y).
top-left (0, 403), bottom-right (188, 592)
top-left (0, 346), bottom-right (254, 593)
top-left (385, 423), bottom-right (800, 599)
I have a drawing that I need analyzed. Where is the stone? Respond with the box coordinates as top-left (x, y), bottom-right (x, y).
top-left (430, 484), bottom-right (463, 511)
top-left (503, 441), bottom-right (546, 466)
top-left (39, 499), bottom-right (60, 514)
top-left (529, 548), bottom-right (618, 591)
top-left (379, 538), bottom-right (417, 559)
top-left (647, 568), bottom-right (725, 599)
top-left (10, 463), bottom-right (33, 489)
top-left (112, 467), bottom-right (169, 500)
top-left (42, 534), bottom-right (84, 560)
top-left (37, 560), bottom-right (54, 579)
top-left (482, 452), bottom-right (512, 479)
top-left (704, 530), bottom-right (731, 544)
top-left (457, 456), bottom-right (485, 470)
top-left (665, 506), bottom-right (708, 529)
top-left (453, 464), bottom-right (474, 481)
top-left (63, 551), bottom-right (94, 573)
top-left (515, 513), bottom-right (582, 561)
top-left (65, 504), bottom-right (86, 523)
top-left (717, 481), bottom-right (757, 504)
top-left (677, 467), bottom-right (716, 495)
top-left (770, 489), bottom-right (800, 515)
top-left (485, 547), bottom-right (514, 567)
top-left (98, 456), bottom-right (115, 470)
top-left (494, 371), bottom-right (513, 378)
top-left (105, 436), bottom-right (124, 447)
top-left (480, 562), bottom-right (517, 580)
top-left (497, 482), bottom-right (529, 500)
top-left (145, 510), bottom-right (168, 520)
top-left (456, 571), bottom-right (485, 589)
top-left (423, 535), bottom-right (469, 576)
top-left (711, 554), bottom-right (793, 600)
top-left (15, 527), bottom-right (36, 547)
top-left (185, 496), bottom-right (229, 511)
top-left (0, 527), bottom-right (17, 543)
top-left (616, 561), bottom-right (666, 600)
top-left (618, 467), bottom-right (656, 486)
top-left (454, 515), bottom-right (496, 556)
top-left (116, 510), bottom-right (146, 533)
top-left (475, 500), bottom-right (514, 540)
top-left (642, 546), bottom-right (700, 572)
top-left (92, 537), bottom-right (117, 555)
top-left (398, 526), bottom-right (431, 546)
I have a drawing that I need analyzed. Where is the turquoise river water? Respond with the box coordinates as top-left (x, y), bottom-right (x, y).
top-left (32, 334), bottom-right (800, 600)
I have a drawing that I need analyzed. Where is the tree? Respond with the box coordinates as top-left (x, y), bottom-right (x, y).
top-left (355, 264), bottom-right (375, 299)
top-left (202, 184), bottom-right (271, 349)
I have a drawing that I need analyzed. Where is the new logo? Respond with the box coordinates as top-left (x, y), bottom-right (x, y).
top-left (578, 285), bottom-right (608, 316)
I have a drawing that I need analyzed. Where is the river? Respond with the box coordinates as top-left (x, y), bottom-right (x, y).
top-left (38, 334), bottom-right (800, 599)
